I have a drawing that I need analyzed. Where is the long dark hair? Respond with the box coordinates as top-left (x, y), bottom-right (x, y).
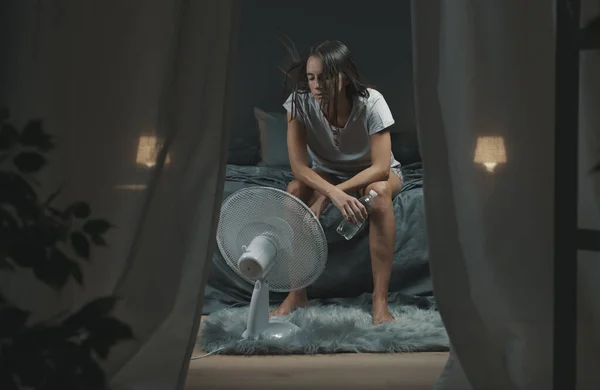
top-left (283, 39), bottom-right (371, 124)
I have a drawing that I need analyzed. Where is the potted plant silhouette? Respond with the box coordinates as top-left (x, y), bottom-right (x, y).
top-left (0, 108), bottom-right (133, 390)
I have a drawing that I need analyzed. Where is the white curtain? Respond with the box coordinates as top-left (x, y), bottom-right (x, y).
top-left (1, 1), bottom-right (238, 389)
top-left (412, 1), bottom-right (600, 389)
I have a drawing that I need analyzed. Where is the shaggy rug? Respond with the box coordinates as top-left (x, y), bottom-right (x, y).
top-left (196, 301), bottom-right (449, 355)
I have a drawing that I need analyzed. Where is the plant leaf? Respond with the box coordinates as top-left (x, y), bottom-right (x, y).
top-left (0, 306), bottom-right (30, 338)
top-left (28, 340), bottom-right (83, 388)
top-left (63, 296), bottom-right (119, 330)
top-left (90, 234), bottom-right (107, 246)
top-left (31, 249), bottom-right (76, 290)
top-left (0, 207), bottom-right (19, 240)
top-left (35, 213), bottom-right (70, 245)
top-left (78, 359), bottom-right (107, 389)
top-left (0, 209), bottom-right (19, 271)
top-left (13, 151), bottom-right (46, 174)
top-left (47, 206), bottom-right (63, 218)
top-left (9, 242), bottom-right (46, 268)
top-left (42, 182), bottom-right (65, 209)
top-left (82, 219), bottom-right (113, 236)
top-left (71, 232), bottom-right (90, 259)
top-left (19, 119), bottom-right (54, 151)
top-left (84, 318), bottom-right (134, 359)
top-left (36, 215), bottom-right (65, 246)
top-left (63, 201), bottom-right (91, 219)
top-left (0, 122), bottom-right (19, 151)
top-left (98, 317), bottom-right (134, 340)
top-left (69, 260), bottom-right (84, 285)
top-left (85, 334), bottom-right (112, 360)
top-left (0, 172), bottom-right (39, 223)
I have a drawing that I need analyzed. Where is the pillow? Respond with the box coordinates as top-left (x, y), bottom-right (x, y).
top-left (254, 107), bottom-right (293, 168)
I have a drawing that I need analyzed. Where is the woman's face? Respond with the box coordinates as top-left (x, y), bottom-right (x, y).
top-left (306, 55), bottom-right (346, 104)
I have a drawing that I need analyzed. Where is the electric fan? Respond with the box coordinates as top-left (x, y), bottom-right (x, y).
top-left (216, 186), bottom-right (328, 340)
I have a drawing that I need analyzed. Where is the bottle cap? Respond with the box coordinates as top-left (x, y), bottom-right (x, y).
top-left (369, 190), bottom-right (378, 198)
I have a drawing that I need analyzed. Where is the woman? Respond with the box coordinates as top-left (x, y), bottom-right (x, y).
top-left (270, 40), bottom-right (403, 324)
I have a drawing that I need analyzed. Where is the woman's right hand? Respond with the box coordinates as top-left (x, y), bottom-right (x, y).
top-left (327, 187), bottom-right (368, 224)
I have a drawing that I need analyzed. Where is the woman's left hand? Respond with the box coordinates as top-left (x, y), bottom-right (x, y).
top-left (310, 194), bottom-right (330, 219)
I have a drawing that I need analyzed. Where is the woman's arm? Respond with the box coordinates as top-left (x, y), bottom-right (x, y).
top-left (287, 112), bottom-right (338, 196)
top-left (335, 130), bottom-right (392, 193)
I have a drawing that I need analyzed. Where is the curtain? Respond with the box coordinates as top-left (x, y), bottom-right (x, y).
top-left (0, 1), bottom-right (238, 389)
top-left (412, 1), bottom-right (600, 389)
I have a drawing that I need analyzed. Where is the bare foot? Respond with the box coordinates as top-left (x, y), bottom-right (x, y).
top-left (269, 290), bottom-right (308, 317)
top-left (372, 297), bottom-right (395, 325)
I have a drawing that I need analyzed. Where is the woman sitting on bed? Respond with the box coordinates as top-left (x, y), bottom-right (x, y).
top-left (270, 40), bottom-right (403, 324)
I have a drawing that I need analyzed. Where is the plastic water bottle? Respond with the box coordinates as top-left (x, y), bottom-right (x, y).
top-left (336, 190), bottom-right (378, 240)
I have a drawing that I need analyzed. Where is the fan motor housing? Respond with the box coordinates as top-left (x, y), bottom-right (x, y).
top-left (238, 235), bottom-right (277, 279)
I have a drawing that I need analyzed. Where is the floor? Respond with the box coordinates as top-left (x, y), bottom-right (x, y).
top-left (186, 350), bottom-right (449, 390)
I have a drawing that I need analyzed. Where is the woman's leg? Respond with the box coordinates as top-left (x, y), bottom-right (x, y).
top-left (362, 170), bottom-right (403, 324)
top-left (270, 170), bottom-right (338, 317)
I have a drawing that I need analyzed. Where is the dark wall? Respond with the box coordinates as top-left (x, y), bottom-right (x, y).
top-left (229, 0), bottom-right (420, 165)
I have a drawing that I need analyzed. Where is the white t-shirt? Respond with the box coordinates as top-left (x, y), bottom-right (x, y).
top-left (283, 88), bottom-right (400, 178)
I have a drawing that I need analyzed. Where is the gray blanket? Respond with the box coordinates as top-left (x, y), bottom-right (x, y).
top-left (202, 163), bottom-right (431, 314)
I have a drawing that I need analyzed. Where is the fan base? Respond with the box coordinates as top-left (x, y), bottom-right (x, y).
top-left (242, 318), bottom-right (300, 340)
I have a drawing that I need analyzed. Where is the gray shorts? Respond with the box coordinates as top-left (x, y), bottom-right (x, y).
top-left (390, 166), bottom-right (403, 182)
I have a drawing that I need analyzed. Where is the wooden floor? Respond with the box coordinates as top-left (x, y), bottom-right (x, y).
top-left (186, 350), bottom-right (448, 390)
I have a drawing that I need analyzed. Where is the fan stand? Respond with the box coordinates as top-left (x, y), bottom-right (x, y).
top-left (242, 278), bottom-right (300, 340)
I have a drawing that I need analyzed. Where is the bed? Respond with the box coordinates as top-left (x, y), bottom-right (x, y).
top-left (202, 105), bottom-right (429, 313)
top-left (202, 161), bottom-right (431, 314)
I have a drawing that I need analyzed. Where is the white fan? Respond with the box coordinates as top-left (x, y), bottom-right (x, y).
top-left (216, 186), bottom-right (328, 340)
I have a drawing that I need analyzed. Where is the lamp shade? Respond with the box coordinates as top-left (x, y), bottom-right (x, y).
top-left (474, 136), bottom-right (506, 172)
top-left (136, 135), bottom-right (171, 167)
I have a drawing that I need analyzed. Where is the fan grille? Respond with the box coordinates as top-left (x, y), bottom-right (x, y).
top-left (217, 187), bottom-right (328, 292)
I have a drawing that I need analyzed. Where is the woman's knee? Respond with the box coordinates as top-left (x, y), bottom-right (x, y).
top-left (366, 181), bottom-right (392, 199)
top-left (364, 172), bottom-right (403, 201)
top-left (365, 181), bottom-right (395, 214)
top-left (287, 179), bottom-right (307, 198)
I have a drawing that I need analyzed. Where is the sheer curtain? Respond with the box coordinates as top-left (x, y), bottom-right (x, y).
top-left (0, 1), bottom-right (238, 390)
top-left (412, 1), bottom-right (600, 389)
